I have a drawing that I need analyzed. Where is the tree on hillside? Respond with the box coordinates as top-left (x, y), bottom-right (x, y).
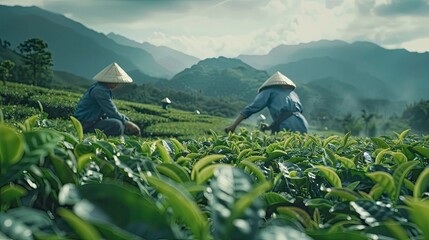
top-left (18, 38), bottom-right (53, 86)
top-left (402, 100), bottom-right (429, 134)
top-left (0, 60), bottom-right (15, 86)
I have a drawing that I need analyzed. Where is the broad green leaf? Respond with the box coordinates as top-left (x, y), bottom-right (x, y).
top-left (155, 140), bottom-right (173, 163)
top-left (49, 152), bottom-right (77, 184)
top-left (209, 166), bottom-right (264, 240)
top-left (341, 132), bottom-right (351, 147)
top-left (77, 182), bottom-right (174, 239)
top-left (414, 168), bottom-right (429, 199)
top-left (413, 146), bottom-right (429, 159)
top-left (267, 149), bottom-right (288, 160)
top-left (169, 138), bottom-right (185, 155)
top-left (375, 149), bottom-right (390, 164)
top-left (325, 187), bottom-right (361, 201)
top-left (276, 206), bottom-right (315, 229)
top-left (336, 155), bottom-right (356, 169)
top-left (57, 208), bottom-right (102, 240)
top-left (156, 164), bottom-right (185, 183)
top-left (366, 172), bottom-right (395, 200)
top-left (383, 220), bottom-right (410, 240)
top-left (323, 135), bottom-right (338, 147)
top-left (0, 124), bottom-right (24, 172)
top-left (392, 160), bottom-right (419, 202)
top-left (242, 155), bottom-right (266, 163)
top-left (77, 153), bottom-right (96, 173)
top-left (0, 185), bottom-right (27, 206)
top-left (315, 166), bottom-right (342, 188)
top-left (191, 154), bottom-right (225, 180)
top-left (92, 141), bottom-right (116, 159)
top-left (196, 163), bottom-right (229, 184)
top-left (392, 151), bottom-right (408, 164)
top-left (403, 197), bottom-right (429, 239)
top-left (238, 160), bottom-right (267, 183)
top-left (395, 129), bottom-right (411, 143)
top-left (264, 192), bottom-right (295, 206)
top-left (145, 175), bottom-right (209, 240)
top-left (70, 116), bottom-right (83, 142)
top-left (369, 184), bottom-right (385, 200)
top-left (237, 149), bottom-right (252, 160)
top-left (23, 129), bottom-right (64, 158)
top-left (371, 137), bottom-right (390, 149)
top-left (229, 181), bottom-right (271, 229)
top-left (323, 148), bottom-right (336, 166)
top-left (23, 114), bottom-right (39, 131)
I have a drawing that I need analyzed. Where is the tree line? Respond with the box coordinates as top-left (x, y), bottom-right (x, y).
top-left (0, 38), bottom-right (53, 86)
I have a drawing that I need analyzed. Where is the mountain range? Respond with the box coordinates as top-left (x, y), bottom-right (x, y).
top-left (1, 4), bottom-right (428, 121)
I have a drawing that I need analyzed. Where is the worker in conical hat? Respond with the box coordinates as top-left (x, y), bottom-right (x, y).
top-left (225, 71), bottom-right (308, 134)
top-left (73, 62), bottom-right (141, 136)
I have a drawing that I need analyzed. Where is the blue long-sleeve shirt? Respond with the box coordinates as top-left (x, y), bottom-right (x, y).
top-left (74, 83), bottom-right (128, 125)
top-left (240, 86), bottom-right (308, 133)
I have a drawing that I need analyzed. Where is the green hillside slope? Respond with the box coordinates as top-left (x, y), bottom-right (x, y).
top-left (0, 82), bottom-right (230, 140)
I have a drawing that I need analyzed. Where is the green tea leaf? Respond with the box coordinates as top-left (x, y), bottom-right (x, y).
top-left (392, 160), bottom-right (419, 202)
top-left (238, 160), bottom-right (267, 183)
top-left (413, 146), bottom-right (429, 159)
top-left (191, 154), bottom-right (225, 181)
top-left (57, 207), bottom-right (102, 240)
top-left (371, 137), bottom-right (390, 149)
top-left (70, 116), bottom-right (83, 142)
top-left (336, 155), bottom-right (356, 169)
top-left (0, 185), bottom-right (27, 206)
top-left (146, 175), bottom-right (209, 240)
top-left (155, 140), bottom-right (172, 163)
top-left (366, 172), bottom-right (395, 200)
top-left (0, 124), bottom-right (24, 172)
top-left (325, 187), bottom-right (361, 201)
top-left (196, 163), bottom-right (229, 184)
top-left (414, 168), bottom-right (429, 199)
top-left (315, 166), bottom-right (342, 188)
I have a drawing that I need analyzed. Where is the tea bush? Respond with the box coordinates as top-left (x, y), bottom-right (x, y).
top-left (1, 115), bottom-right (428, 240)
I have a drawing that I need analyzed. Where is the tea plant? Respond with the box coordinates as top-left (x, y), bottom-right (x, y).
top-left (1, 114), bottom-right (429, 239)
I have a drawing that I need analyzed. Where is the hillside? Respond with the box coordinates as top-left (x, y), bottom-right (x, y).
top-left (0, 5), bottom-right (170, 81)
top-left (238, 40), bottom-right (429, 101)
top-left (0, 82), bottom-right (229, 140)
top-left (108, 33), bottom-right (200, 78)
top-left (165, 57), bottom-right (269, 101)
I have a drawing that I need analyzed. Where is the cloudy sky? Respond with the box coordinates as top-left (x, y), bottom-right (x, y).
top-left (1, 0), bottom-right (429, 59)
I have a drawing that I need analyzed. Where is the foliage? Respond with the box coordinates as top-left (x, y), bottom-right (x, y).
top-left (0, 59), bottom-right (15, 86)
top-left (403, 100), bottom-right (429, 134)
top-left (1, 115), bottom-right (429, 239)
top-left (0, 82), bottom-right (229, 140)
top-left (18, 38), bottom-right (53, 87)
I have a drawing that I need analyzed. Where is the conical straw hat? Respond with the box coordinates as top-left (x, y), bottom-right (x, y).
top-left (258, 71), bottom-right (296, 92)
top-left (93, 62), bottom-right (133, 83)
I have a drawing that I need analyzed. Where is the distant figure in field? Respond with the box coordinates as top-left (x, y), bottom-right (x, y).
top-left (225, 71), bottom-right (308, 134)
top-left (74, 62), bottom-right (141, 137)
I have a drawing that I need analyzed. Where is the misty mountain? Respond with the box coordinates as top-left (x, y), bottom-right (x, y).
top-left (268, 56), bottom-right (395, 99)
top-left (107, 33), bottom-right (200, 78)
top-left (0, 5), bottom-right (170, 82)
top-left (165, 57), bottom-right (269, 101)
top-left (238, 40), bottom-right (429, 101)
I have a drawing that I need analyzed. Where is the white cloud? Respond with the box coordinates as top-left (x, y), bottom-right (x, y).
top-left (2, 0), bottom-right (429, 58)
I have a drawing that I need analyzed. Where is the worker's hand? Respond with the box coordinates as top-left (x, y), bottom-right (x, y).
top-left (224, 125), bottom-right (235, 133)
top-left (125, 121), bottom-right (141, 136)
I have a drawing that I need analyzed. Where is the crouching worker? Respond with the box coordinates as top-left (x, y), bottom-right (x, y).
top-left (225, 71), bottom-right (308, 134)
top-left (73, 62), bottom-right (141, 137)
